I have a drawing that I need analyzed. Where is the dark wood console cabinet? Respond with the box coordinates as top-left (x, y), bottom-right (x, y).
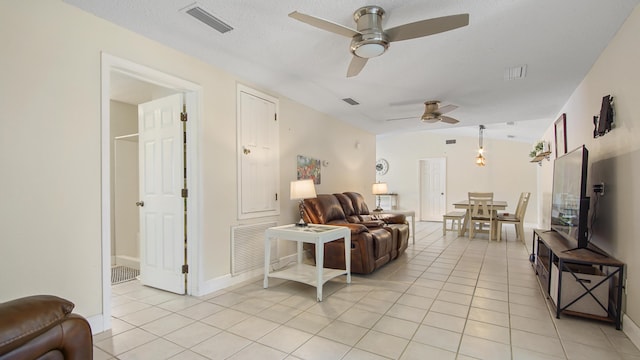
top-left (532, 229), bottom-right (624, 329)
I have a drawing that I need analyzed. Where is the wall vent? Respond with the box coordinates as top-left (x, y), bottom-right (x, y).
top-left (186, 6), bottom-right (234, 34)
top-left (231, 222), bottom-right (277, 275)
top-left (446, 139), bottom-right (457, 144)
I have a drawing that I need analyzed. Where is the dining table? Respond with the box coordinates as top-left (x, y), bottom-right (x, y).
top-left (452, 200), bottom-right (508, 239)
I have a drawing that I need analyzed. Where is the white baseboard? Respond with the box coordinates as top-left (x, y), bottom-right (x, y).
top-left (196, 254), bottom-right (298, 296)
top-left (624, 314), bottom-right (640, 350)
top-left (114, 255), bottom-right (140, 269)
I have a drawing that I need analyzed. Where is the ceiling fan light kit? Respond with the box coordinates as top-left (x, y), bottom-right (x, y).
top-left (289, 5), bottom-right (469, 77)
top-left (351, 6), bottom-right (389, 58)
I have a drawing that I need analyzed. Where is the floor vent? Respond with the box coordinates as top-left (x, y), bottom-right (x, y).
top-left (231, 222), bottom-right (277, 275)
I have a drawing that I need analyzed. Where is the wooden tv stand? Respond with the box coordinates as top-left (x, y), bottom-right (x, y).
top-left (532, 229), bottom-right (624, 329)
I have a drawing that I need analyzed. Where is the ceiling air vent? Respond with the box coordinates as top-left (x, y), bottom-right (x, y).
top-left (446, 139), bottom-right (456, 144)
top-left (186, 6), bottom-right (233, 34)
top-left (504, 65), bottom-right (527, 81)
top-left (342, 98), bottom-right (359, 105)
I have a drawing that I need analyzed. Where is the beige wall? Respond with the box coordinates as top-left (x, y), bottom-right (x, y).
top-left (0, 0), bottom-right (375, 322)
top-left (537, 5), bottom-right (640, 333)
top-left (377, 132), bottom-right (538, 224)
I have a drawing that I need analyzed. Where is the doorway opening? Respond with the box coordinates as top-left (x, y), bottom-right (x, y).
top-left (101, 53), bottom-right (202, 332)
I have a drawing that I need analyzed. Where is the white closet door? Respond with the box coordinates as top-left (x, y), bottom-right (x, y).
top-left (420, 158), bottom-right (446, 221)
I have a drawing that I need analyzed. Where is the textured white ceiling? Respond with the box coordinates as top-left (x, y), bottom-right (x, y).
top-left (65, 0), bottom-right (640, 143)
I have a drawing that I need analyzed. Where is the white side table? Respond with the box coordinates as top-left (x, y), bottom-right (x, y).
top-left (263, 224), bottom-right (351, 301)
top-left (373, 209), bottom-right (416, 244)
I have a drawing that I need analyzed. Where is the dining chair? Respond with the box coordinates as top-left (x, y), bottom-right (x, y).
top-left (468, 192), bottom-right (495, 240)
top-left (496, 192), bottom-right (530, 242)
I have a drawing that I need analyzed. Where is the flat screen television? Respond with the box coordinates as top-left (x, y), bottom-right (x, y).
top-left (550, 145), bottom-right (590, 248)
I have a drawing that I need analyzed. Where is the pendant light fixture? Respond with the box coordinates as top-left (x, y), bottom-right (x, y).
top-left (476, 125), bottom-right (486, 166)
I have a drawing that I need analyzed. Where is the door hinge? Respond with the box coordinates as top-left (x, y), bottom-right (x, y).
top-left (181, 104), bottom-right (188, 122)
top-left (182, 189), bottom-right (188, 198)
top-left (275, 193), bottom-right (278, 201)
top-left (274, 113), bottom-right (277, 121)
top-left (182, 264), bottom-right (189, 274)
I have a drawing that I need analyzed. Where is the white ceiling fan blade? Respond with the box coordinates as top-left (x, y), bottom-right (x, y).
top-left (288, 11), bottom-right (359, 38)
top-left (347, 56), bottom-right (368, 77)
top-left (440, 116), bottom-right (460, 124)
top-left (438, 104), bottom-right (459, 114)
top-left (386, 14), bottom-right (469, 42)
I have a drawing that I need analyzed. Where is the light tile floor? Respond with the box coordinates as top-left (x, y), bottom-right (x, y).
top-left (94, 222), bottom-right (640, 359)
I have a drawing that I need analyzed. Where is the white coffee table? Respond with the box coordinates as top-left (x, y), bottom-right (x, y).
top-left (263, 224), bottom-right (351, 301)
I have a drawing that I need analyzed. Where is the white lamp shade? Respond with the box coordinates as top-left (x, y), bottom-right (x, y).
top-left (372, 182), bottom-right (388, 195)
top-left (290, 179), bottom-right (317, 200)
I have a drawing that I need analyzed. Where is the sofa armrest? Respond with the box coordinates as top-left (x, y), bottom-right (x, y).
top-left (327, 222), bottom-right (370, 234)
top-left (376, 213), bottom-right (407, 224)
top-left (0, 295), bottom-right (92, 359)
top-left (0, 295), bottom-right (74, 354)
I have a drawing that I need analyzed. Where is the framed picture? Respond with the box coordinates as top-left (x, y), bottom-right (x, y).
top-left (554, 113), bottom-right (567, 157)
top-left (297, 155), bottom-right (321, 184)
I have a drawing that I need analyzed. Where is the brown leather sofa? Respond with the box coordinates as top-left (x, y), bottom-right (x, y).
top-left (302, 192), bottom-right (410, 274)
top-left (0, 295), bottom-right (93, 360)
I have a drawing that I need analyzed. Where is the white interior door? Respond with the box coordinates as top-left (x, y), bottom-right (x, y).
top-left (138, 93), bottom-right (185, 294)
top-left (420, 158), bottom-right (446, 221)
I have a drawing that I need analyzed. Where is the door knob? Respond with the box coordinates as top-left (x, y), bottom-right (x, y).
top-left (136, 201), bottom-right (144, 207)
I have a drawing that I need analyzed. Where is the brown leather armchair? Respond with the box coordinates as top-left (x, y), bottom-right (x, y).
top-left (0, 295), bottom-right (93, 360)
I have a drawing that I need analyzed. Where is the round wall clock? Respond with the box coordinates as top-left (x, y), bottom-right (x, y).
top-left (376, 158), bottom-right (389, 175)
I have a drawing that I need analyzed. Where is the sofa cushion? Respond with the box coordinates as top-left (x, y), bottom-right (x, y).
top-left (303, 194), bottom-right (348, 225)
top-left (344, 192), bottom-right (371, 217)
top-left (333, 193), bottom-right (360, 223)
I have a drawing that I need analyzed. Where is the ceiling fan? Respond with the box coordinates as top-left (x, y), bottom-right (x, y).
top-left (387, 100), bottom-right (460, 124)
top-left (288, 6), bottom-right (469, 77)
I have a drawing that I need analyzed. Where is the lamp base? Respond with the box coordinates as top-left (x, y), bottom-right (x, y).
top-left (295, 219), bottom-right (309, 227)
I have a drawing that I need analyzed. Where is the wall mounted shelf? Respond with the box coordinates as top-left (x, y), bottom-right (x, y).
top-left (530, 151), bottom-right (552, 165)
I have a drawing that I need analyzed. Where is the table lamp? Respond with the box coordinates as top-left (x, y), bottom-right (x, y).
top-left (290, 179), bottom-right (317, 227)
top-left (372, 182), bottom-right (388, 212)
